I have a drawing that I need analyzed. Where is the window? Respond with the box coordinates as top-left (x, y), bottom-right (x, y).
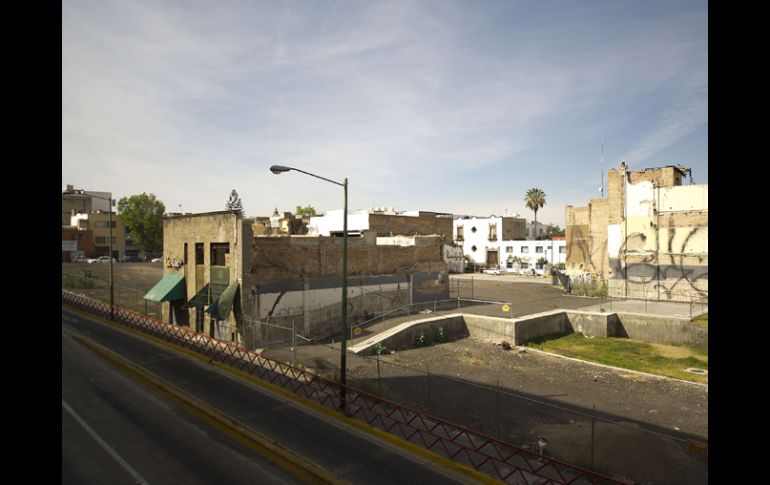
top-left (488, 224), bottom-right (497, 240)
top-left (184, 243), bottom-right (188, 264)
top-left (536, 246), bottom-right (543, 253)
top-left (78, 233), bottom-right (84, 241)
top-left (456, 226), bottom-right (464, 241)
top-left (536, 262), bottom-right (544, 269)
top-left (506, 261), bottom-right (513, 268)
top-left (95, 236), bottom-right (106, 244)
top-left (521, 262), bottom-right (529, 269)
top-left (505, 246), bottom-right (513, 253)
top-left (521, 247), bottom-right (529, 253)
top-left (195, 243), bottom-right (204, 264)
top-left (69, 234), bottom-right (77, 240)
top-left (210, 243), bottom-right (230, 266)
top-left (559, 246), bottom-right (566, 254)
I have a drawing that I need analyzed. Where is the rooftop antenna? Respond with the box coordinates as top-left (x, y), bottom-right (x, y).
top-left (600, 139), bottom-right (605, 196)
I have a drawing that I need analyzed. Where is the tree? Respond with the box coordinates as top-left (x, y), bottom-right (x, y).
top-left (295, 205), bottom-right (317, 217)
top-left (117, 193), bottom-right (165, 254)
top-left (524, 188), bottom-right (547, 240)
top-left (225, 189), bottom-right (244, 216)
top-left (544, 223), bottom-right (565, 238)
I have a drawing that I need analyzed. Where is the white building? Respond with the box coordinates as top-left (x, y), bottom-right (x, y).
top-left (453, 216), bottom-right (565, 275)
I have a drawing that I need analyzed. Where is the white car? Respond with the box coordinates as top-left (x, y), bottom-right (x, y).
top-left (483, 268), bottom-right (503, 275)
top-left (89, 256), bottom-right (115, 264)
top-left (72, 255), bottom-right (89, 263)
top-left (151, 257), bottom-right (164, 263)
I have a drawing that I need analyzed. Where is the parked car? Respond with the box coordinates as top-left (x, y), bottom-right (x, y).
top-left (89, 256), bottom-right (115, 264)
top-left (483, 268), bottom-right (503, 275)
top-left (151, 257), bottom-right (163, 263)
top-left (72, 255), bottom-right (89, 263)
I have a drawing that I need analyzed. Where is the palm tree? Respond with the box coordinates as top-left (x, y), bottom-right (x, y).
top-left (524, 188), bottom-right (546, 240)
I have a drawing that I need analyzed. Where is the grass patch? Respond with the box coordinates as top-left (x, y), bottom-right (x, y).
top-left (523, 333), bottom-right (708, 383)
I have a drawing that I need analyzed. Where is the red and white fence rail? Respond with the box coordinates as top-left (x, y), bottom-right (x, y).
top-left (62, 290), bottom-right (627, 485)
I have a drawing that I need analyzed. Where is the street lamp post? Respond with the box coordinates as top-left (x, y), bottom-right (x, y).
top-left (270, 165), bottom-right (349, 411)
top-left (89, 193), bottom-right (115, 321)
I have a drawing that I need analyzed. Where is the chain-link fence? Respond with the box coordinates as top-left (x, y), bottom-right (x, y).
top-left (61, 270), bottom-right (162, 318)
top-left (551, 271), bottom-right (708, 317)
top-left (256, 334), bottom-right (707, 485)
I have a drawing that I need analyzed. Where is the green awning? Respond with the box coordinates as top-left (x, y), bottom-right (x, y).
top-left (182, 284), bottom-right (210, 310)
top-left (206, 281), bottom-right (238, 320)
top-left (144, 274), bottom-right (186, 302)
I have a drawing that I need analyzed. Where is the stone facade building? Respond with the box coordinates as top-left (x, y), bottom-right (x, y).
top-left (565, 163), bottom-right (707, 301)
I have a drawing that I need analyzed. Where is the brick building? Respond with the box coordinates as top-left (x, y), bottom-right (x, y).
top-left (148, 210), bottom-right (449, 348)
top-left (61, 227), bottom-right (95, 261)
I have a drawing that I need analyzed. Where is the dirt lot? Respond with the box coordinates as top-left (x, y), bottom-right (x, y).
top-left (61, 262), bottom-right (164, 315)
top-left (265, 275), bottom-right (708, 484)
top-left (270, 335), bottom-right (708, 485)
top-left (63, 264), bottom-right (708, 483)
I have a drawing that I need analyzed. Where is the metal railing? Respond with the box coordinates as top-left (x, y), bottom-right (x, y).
top-left (62, 289), bottom-right (626, 484)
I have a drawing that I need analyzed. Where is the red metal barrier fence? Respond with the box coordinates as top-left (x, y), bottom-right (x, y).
top-left (62, 290), bottom-right (627, 485)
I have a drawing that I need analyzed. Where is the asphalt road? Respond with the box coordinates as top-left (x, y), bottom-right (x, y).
top-left (62, 327), bottom-right (299, 485)
top-left (62, 309), bottom-right (479, 485)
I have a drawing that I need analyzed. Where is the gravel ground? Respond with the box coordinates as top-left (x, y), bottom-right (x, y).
top-left (273, 333), bottom-right (708, 484)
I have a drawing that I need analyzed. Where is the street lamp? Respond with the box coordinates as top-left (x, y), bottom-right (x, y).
top-left (270, 164), bottom-right (349, 411)
top-left (88, 193), bottom-right (115, 321)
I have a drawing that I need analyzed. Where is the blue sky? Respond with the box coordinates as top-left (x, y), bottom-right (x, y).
top-left (62, 0), bottom-right (707, 227)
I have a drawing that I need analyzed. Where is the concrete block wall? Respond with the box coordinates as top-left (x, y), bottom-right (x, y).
top-left (356, 315), bottom-right (468, 355)
top-left (512, 311), bottom-right (572, 345)
top-left (612, 312), bottom-right (707, 347)
top-left (463, 314), bottom-right (515, 342)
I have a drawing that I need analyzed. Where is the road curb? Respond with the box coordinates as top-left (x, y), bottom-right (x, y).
top-left (68, 329), bottom-right (350, 485)
top-left (63, 305), bottom-right (499, 484)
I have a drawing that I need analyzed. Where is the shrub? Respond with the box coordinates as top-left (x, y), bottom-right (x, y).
top-left (414, 332), bottom-right (428, 347)
top-left (373, 343), bottom-right (388, 355)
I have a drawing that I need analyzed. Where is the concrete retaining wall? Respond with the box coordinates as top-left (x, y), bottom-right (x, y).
top-left (351, 309), bottom-right (707, 355)
top-left (613, 312), bottom-right (707, 347)
top-left (463, 314), bottom-right (515, 342)
top-left (565, 311), bottom-right (618, 339)
top-left (512, 311), bottom-right (572, 345)
top-left (354, 315), bottom-right (468, 355)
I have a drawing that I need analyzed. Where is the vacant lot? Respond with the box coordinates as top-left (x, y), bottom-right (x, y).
top-left (269, 335), bottom-right (708, 485)
top-left (61, 262), bottom-right (163, 315)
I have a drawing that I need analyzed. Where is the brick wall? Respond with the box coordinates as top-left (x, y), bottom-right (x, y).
top-left (247, 233), bottom-right (447, 283)
top-left (501, 217), bottom-right (526, 240)
top-left (368, 212), bottom-right (453, 239)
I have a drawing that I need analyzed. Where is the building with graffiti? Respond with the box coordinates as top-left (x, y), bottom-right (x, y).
top-left (565, 162), bottom-right (707, 301)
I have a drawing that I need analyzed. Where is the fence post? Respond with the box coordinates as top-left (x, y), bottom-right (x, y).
top-left (591, 404), bottom-right (596, 468)
top-left (376, 354), bottom-right (381, 389)
top-left (496, 380), bottom-right (500, 438)
top-left (292, 319), bottom-right (296, 367)
top-left (427, 365), bottom-right (431, 413)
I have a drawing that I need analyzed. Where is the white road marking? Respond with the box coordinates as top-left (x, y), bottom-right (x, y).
top-left (62, 399), bottom-right (151, 485)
